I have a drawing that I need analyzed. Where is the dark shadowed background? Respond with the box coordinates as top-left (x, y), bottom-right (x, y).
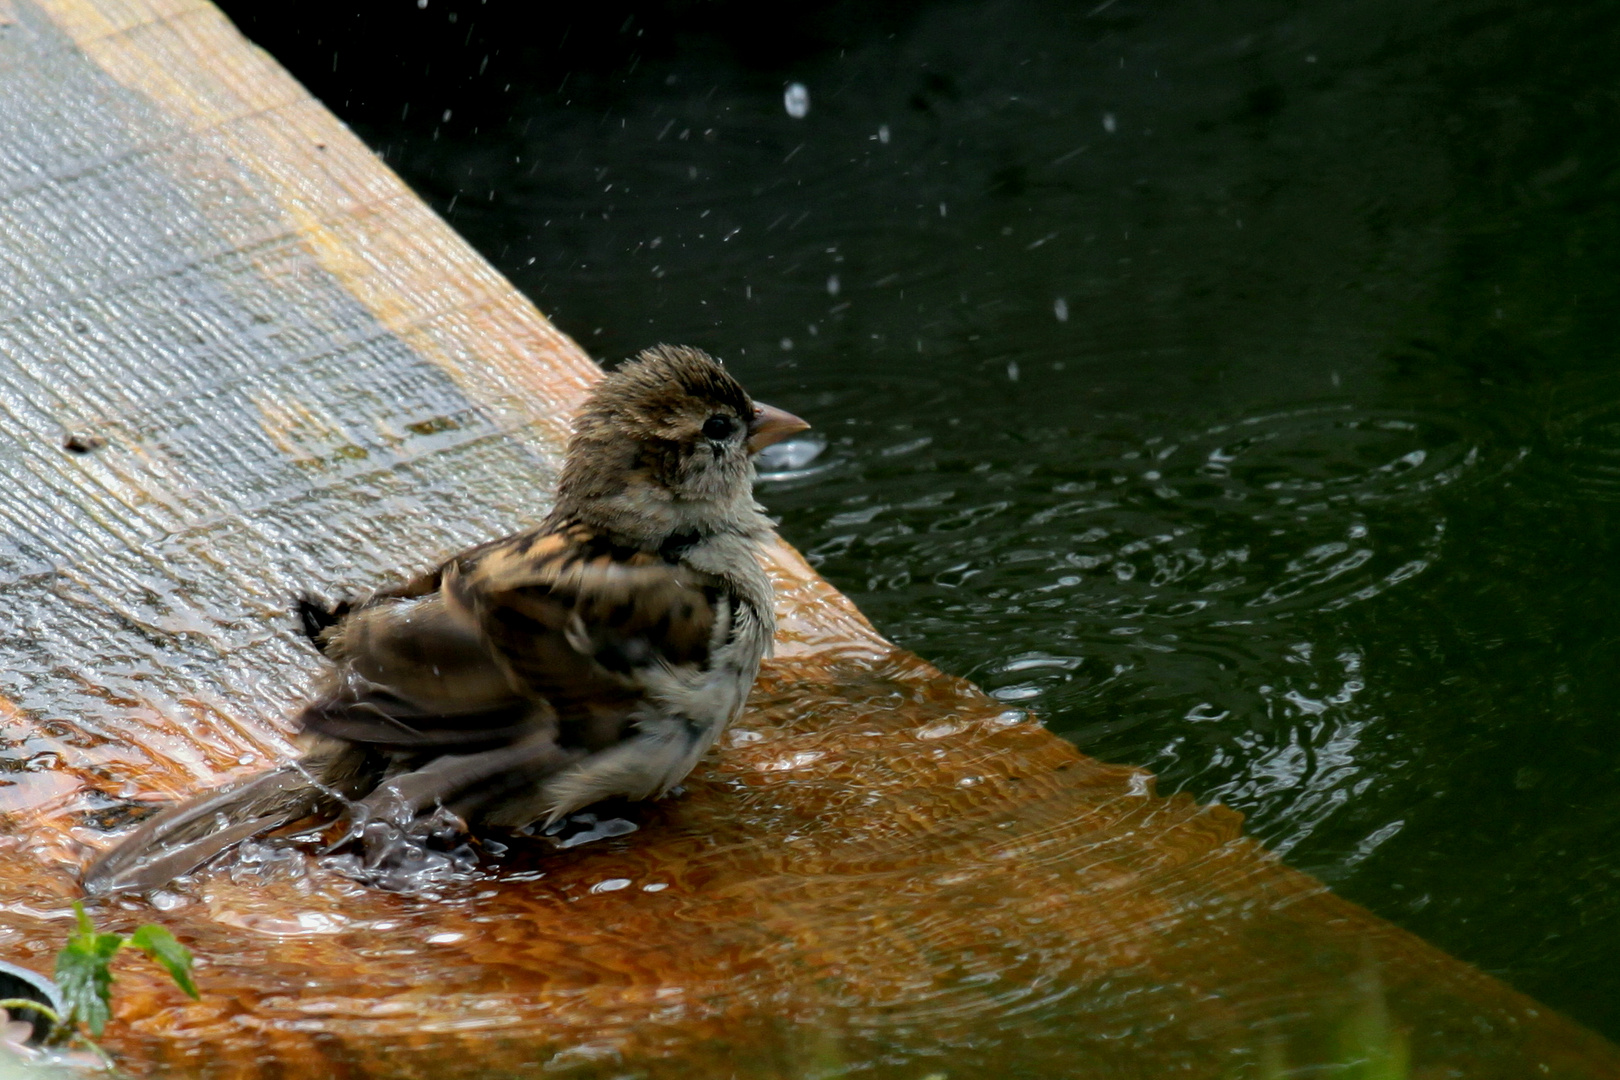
top-left (214, 0), bottom-right (1620, 1038)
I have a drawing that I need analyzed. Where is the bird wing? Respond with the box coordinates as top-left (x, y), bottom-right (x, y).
top-left (298, 535), bottom-right (539, 750)
top-left (297, 586), bottom-right (540, 749)
top-left (299, 523), bottom-right (726, 754)
top-left (446, 522), bottom-right (725, 748)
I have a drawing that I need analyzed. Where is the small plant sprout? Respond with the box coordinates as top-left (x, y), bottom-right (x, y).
top-left (0, 902), bottom-right (198, 1063)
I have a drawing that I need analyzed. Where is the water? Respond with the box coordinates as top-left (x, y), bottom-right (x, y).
top-left (223, 0), bottom-right (1620, 1040)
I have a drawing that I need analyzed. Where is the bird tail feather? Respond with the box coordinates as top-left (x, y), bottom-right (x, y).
top-left (83, 742), bottom-right (379, 895)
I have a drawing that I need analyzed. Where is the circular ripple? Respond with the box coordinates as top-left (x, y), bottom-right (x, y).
top-left (1176, 406), bottom-right (1484, 510)
top-left (1547, 397), bottom-right (1620, 503)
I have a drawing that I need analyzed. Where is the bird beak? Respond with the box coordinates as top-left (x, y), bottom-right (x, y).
top-left (747, 401), bottom-right (811, 453)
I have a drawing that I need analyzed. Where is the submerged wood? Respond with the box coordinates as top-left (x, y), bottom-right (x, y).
top-left (0, 0), bottom-right (1613, 1075)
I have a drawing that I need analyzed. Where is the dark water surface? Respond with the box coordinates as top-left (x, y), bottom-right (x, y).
top-left (221, 0), bottom-right (1620, 1040)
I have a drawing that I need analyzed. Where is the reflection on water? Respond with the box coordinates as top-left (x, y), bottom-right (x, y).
top-left (789, 401), bottom-right (1479, 866)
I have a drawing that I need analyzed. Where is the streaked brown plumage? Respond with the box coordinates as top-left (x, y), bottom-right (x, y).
top-left (84, 345), bottom-right (809, 894)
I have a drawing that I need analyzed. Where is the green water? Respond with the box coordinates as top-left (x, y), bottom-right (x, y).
top-left (225, 0), bottom-right (1620, 1040)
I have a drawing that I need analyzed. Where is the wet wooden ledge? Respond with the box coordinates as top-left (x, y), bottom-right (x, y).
top-left (0, 1), bottom-right (1615, 1076)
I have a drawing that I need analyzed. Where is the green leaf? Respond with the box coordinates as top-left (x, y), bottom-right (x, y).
top-left (128, 925), bottom-right (198, 1000)
top-left (54, 903), bottom-right (125, 1037)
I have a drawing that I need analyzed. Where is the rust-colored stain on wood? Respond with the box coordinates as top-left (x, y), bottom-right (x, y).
top-left (0, 0), bottom-right (1616, 1076)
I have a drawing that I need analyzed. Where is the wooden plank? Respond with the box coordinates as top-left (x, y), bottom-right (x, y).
top-left (0, 0), bottom-right (1613, 1075)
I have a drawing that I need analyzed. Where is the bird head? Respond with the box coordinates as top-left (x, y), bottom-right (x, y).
top-left (555, 345), bottom-right (810, 541)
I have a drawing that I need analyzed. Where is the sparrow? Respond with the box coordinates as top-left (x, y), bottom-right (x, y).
top-left (84, 345), bottom-right (809, 894)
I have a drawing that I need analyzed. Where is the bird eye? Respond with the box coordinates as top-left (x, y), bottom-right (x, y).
top-left (701, 415), bottom-right (736, 441)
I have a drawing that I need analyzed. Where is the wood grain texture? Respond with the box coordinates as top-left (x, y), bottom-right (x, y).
top-left (0, 0), bottom-right (1615, 1076)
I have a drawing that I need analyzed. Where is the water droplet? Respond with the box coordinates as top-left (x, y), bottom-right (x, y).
top-left (877, 124), bottom-right (891, 144)
top-left (826, 274), bottom-right (840, 297)
top-left (1054, 297), bottom-right (1069, 322)
top-left (757, 751), bottom-right (826, 772)
top-left (784, 83), bottom-right (810, 119)
top-left (1103, 112), bottom-right (1117, 133)
top-left (756, 435), bottom-right (826, 474)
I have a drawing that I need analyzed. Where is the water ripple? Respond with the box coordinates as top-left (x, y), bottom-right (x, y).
top-left (772, 400), bottom-right (1505, 874)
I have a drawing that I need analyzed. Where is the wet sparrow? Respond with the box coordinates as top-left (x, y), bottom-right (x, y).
top-left (85, 345), bottom-right (808, 893)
